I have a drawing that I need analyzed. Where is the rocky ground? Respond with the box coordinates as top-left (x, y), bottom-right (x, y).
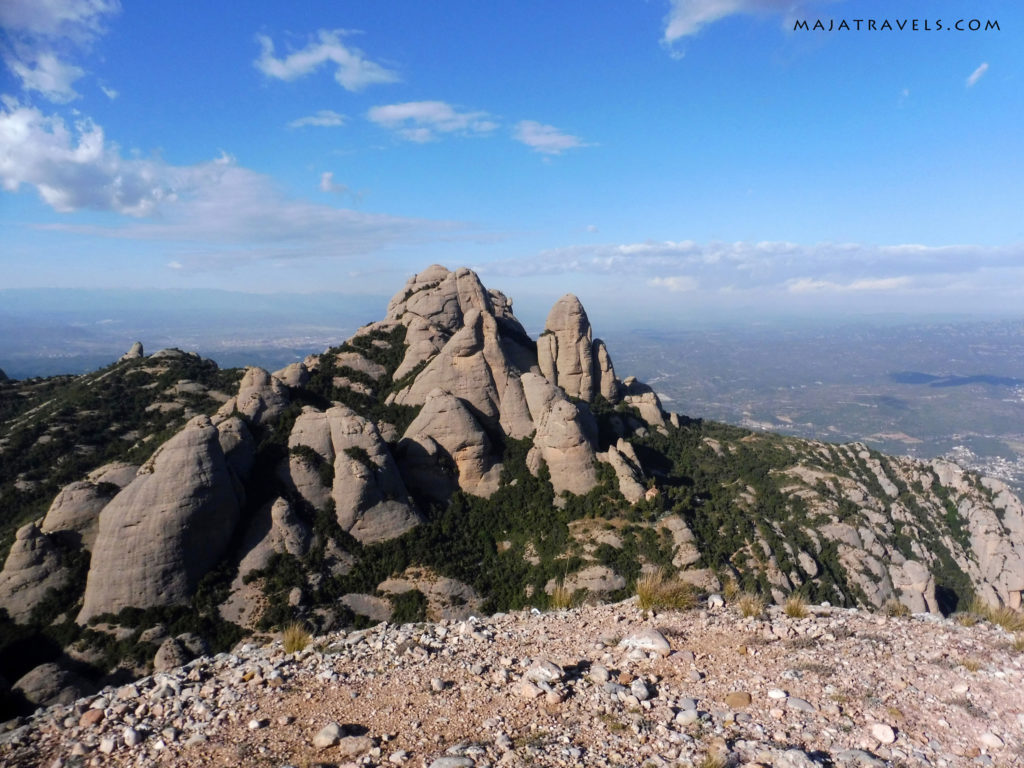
top-left (3, 597), bottom-right (1023, 768)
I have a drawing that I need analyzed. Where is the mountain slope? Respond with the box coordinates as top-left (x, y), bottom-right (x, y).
top-left (1, 265), bottom-right (1023, 717)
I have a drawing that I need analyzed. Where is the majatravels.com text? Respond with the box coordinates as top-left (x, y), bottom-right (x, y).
top-left (795, 18), bottom-right (999, 32)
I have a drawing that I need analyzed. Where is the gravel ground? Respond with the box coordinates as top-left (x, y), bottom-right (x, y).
top-left (4, 598), bottom-right (1023, 767)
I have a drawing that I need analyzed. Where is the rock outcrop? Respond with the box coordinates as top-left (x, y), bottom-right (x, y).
top-left (11, 663), bottom-right (91, 709)
top-left (537, 295), bottom-right (621, 404)
top-left (521, 373), bottom-right (598, 496)
top-left (39, 480), bottom-right (118, 550)
top-left (219, 367), bottom-right (289, 427)
top-left (119, 341), bottom-right (144, 362)
top-left (0, 522), bottom-right (72, 623)
top-left (77, 415), bottom-right (244, 622)
top-left (598, 438), bottom-right (646, 504)
top-left (286, 405), bottom-right (421, 544)
top-left (400, 389), bottom-right (502, 499)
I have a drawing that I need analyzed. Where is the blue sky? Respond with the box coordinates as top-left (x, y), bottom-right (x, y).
top-left (1, 0), bottom-right (1021, 323)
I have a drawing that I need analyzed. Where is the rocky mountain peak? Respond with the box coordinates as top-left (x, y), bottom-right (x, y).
top-left (3, 265), bottom-right (1024, 723)
top-left (538, 293), bottom-right (621, 403)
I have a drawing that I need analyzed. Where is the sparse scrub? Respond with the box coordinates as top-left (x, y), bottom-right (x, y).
top-left (969, 599), bottom-right (1024, 632)
top-left (1011, 634), bottom-right (1024, 653)
top-left (882, 599), bottom-right (910, 617)
top-left (784, 594), bottom-right (809, 618)
top-left (954, 611), bottom-right (980, 627)
top-left (282, 622), bottom-right (312, 654)
top-left (737, 592), bottom-right (765, 618)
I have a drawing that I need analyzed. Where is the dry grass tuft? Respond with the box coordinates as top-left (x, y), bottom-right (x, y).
top-left (722, 576), bottom-right (741, 602)
top-left (784, 594), bottom-right (809, 619)
top-left (960, 657), bottom-right (982, 673)
top-left (973, 600), bottom-right (1024, 632)
top-left (954, 611), bottom-right (980, 627)
top-left (1011, 634), bottom-right (1024, 653)
top-left (636, 569), bottom-right (700, 612)
top-left (282, 622), bottom-right (312, 654)
top-left (737, 592), bottom-right (766, 618)
top-left (882, 599), bottom-right (910, 617)
top-left (550, 580), bottom-right (573, 611)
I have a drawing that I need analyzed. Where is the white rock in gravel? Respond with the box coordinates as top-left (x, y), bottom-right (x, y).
top-left (979, 732), bottom-right (1004, 749)
top-left (618, 628), bottom-right (671, 657)
top-left (590, 664), bottom-right (610, 683)
top-left (708, 594), bottom-right (725, 609)
top-left (430, 677), bottom-right (446, 691)
top-left (525, 658), bottom-right (564, 683)
top-left (123, 727), bottom-right (142, 747)
top-left (337, 735), bottom-right (374, 759)
top-left (314, 722), bottom-right (344, 748)
top-left (630, 678), bottom-right (652, 701)
top-left (675, 709), bottom-right (699, 726)
top-left (429, 758), bottom-right (474, 768)
top-left (870, 723), bottom-right (896, 744)
top-left (767, 688), bottom-right (788, 699)
top-left (98, 737), bottom-right (116, 754)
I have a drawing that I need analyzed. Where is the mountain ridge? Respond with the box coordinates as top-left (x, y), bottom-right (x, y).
top-left (1, 264), bottom-right (1023, 718)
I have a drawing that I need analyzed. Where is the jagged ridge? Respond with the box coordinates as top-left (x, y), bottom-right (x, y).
top-left (1, 265), bottom-right (1023, 717)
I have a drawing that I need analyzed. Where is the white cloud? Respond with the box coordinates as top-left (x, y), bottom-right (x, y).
top-left (288, 110), bottom-right (347, 128)
top-left (479, 239), bottom-right (1024, 306)
top-left (1, 0), bottom-right (120, 103)
top-left (255, 29), bottom-right (399, 91)
top-left (367, 101), bottom-right (498, 142)
top-left (663, 0), bottom-right (820, 46)
top-left (785, 276), bottom-right (912, 293)
top-left (0, 100), bottom-right (174, 215)
top-left (649, 275), bottom-right (699, 292)
top-left (0, 100), bottom-right (460, 265)
top-left (6, 50), bottom-right (84, 102)
top-left (966, 62), bottom-right (989, 88)
top-left (0, 0), bottom-right (119, 41)
top-left (513, 120), bottom-right (589, 155)
top-left (100, 84), bottom-right (118, 99)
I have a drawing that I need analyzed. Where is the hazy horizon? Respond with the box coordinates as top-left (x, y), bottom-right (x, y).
top-left (2, 1), bottom-right (1022, 318)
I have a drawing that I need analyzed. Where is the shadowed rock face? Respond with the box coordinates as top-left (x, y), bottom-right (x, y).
top-left (77, 415), bottom-right (245, 623)
top-left (521, 373), bottom-right (598, 496)
top-left (400, 388), bottom-right (502, 500)
top-left (0, 522), bottom-right (72, 624)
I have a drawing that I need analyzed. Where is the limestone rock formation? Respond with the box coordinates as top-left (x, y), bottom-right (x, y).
top-left (520, 373), bottom-right (597, 496)
top-left (0, 521), bottom-right (72, 623)
top-left (537, 295), bottom-right (596, 401)
top-left (39, 480), bottom-right (118, 550)
top-left (400, 389), bottom-right (503, 499)
top-left (327, 405), bottom-right (420, 544)
top-left (393, 308), bottom-right (534, 440)
top-left (77, 415), bottom-right (243, 622)
top-left (119, 341), bottom-right (144, 362)
top-left (235, 497), bottom-right (312, 579)
top-left (286, 405), bottom-right (420, 543)
top-left (537, 295), bottom-right (622, 404)
top-left (272, 362), bottom-right (309, 388)
top-left (219, 367), bottom-right (289, 427)
top-left (622, 377), bottom-right (666, 427)
top-left (598, 438), bottom-right (646, 504)
top-left (12, 663), bottom-right (92, 709)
